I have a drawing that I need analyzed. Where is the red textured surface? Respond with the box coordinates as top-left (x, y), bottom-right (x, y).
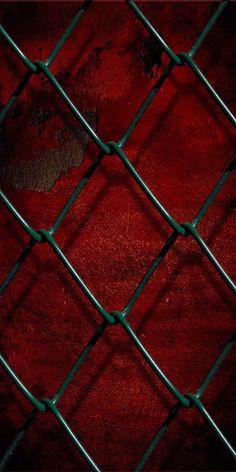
top-left (0, 1), bottom-right (235, 471)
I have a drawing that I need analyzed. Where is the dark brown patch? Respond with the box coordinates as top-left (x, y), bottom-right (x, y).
top-left (2, 110), bottom-right (98, 192)
top-left (140, 35), bottom-right (163, 79)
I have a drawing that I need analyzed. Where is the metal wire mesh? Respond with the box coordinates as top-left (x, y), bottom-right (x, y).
top-left (0, 0), bottom-right (235, 470)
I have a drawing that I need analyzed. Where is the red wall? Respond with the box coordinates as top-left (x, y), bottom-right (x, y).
top-left (0, 1), bottom-right (235, 470)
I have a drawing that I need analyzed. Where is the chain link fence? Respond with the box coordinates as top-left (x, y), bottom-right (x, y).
top-left (0, 0), bottom-right (235, 470)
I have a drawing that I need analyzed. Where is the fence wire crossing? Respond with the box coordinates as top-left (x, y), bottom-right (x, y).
top-left (0, 0), bottom-right (235, 470)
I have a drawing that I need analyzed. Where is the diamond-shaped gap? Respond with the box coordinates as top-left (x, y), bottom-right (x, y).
top-left (53, 151), bottom-right (172, 314)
